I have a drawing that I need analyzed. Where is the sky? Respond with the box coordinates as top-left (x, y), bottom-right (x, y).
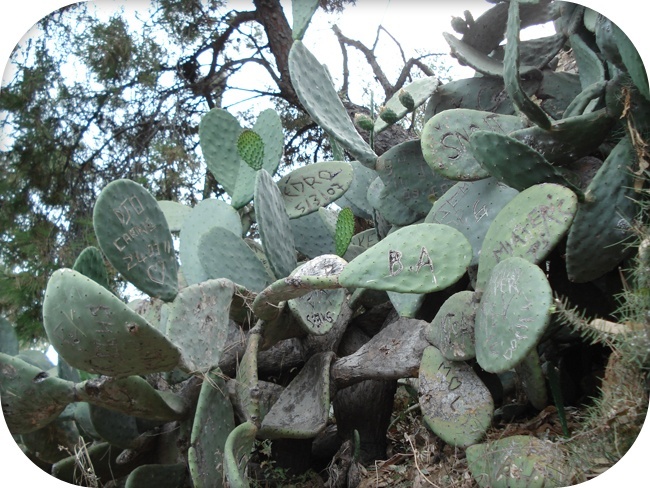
top-left (1, 1), bottom-right (650, 487)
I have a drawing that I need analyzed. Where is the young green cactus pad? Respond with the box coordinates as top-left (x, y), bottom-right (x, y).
top-left (72, 246), bottom-right (110, 290)
top-left (376, 139), bottom-right (452, 216)
top-left (566, 135), bottom-right (637, 282)
top-left (504, 0), bottom-right (551, 130)
top-left (157, 199), bottom-right (192, 232)
top-left (165, 278), bottom-right (236, 374)
top-left (288, 40), bottom-right (377, 168)
top-left (372, 77), bottom-right (439, 133)
top-left (237, 129), bottom-right (265, 171)
top-left (475, 257), bottom-right (553, 374)
top-left (426, 290), bottom-right (477, 361)
top-left (288, 255), bottom-right (347, 335)
top-left (125, 463), bottom-right (187, 488)
top-left (259, 351), bottom-right (334, 439)
top-left (189, 371), bottom-right (235, 488)
top-left (0, 352), bottom-right (75, 434)
top-left (180, 197), bottom-right (243, 286)
top-left (277, 161), bottom-right (353, 218)
top-left (335, 207), bottom-right (355, 257)
top-left (418, 346), bottom-right (493, 447)
top-left (198, 227), bottom-right (271, 293)
top-left (93, 179), bottom-right (178, 301)
top-left (43, 268), bottom-right (180, 377)
top-left (224, 420), bottom-right (258, 488)
top-left (421, 109), bottom-right (527, 181)
top-left (475, 183), bottom-right (577, 291)
top-left (254, 169), bottom-right (298, 279)
top-left (466, 435), bottom-right (571, 488)
top-left (339, 223), bottom-right (471, 293)
top-left (468, 130), bottom-right (584, 196)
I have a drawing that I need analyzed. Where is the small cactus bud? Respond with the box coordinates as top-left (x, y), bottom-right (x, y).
top-left (398, 89), bottom-right (415, 111)
top-left (379, 106), bottom-right (399, 125)
top-left (354, 113), bottom-right (374, 131)
top-left (451, 16), bottom-right (469, 34)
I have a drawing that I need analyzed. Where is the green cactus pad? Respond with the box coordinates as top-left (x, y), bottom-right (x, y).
top-left (237, 129), bottom-right (264, 171)
top-left (125, 464), bottom-right (187, 488)
top-left (290, 207), bottom-right (337, 259)
top-left (609, 20), bottom-right (649, 100)
top-left (569, 32), bottom-right (605, 91)
top-left (376, 139), bottom-right (453, 215)
top-left (0, 352), bottom-right (75, 434)
top-left (335, 207), bottom-right (355, 257)
top-left (166, 279), bottom-right (236, 374)
top-left (43, 268), bottom-right (180, 377)
top-left (421, 109), bottom-right (528, 181)
top-left (566, 136), bottom-right (637, 282)
top-left (426, 290), bottom-right (477, 361)
top-left (255, 169), bottom-right (298, 279)
top-left (88, 404), bottom-right (140, 449)
top-left (224, 420), bottom-right (257, 488)
top-left (466, 435), bottom-right (570, 488)
top-left (93, 179), bottom-right (178, 301)
top-left (288, 255), bottom-right (347, 335)
top-left (289, 40), bottom-right (377, 168)
top-left (157, 200), bottom-right (192, 232)
top-left (475, 184), bottom-right (577, 291)
top-left (235, 327), bottom-right (261, 424)
top-left (373, 78), bottom-right (439, 135)
top-left (426, 178), bottom-right (519, 267)
top-left (292, 0), bottom-right (319, 40)
top-left (180, 197), bottom-right (243, 285)
top-left (508, 108), bottom-right (614, 167)
top-left (259, 351), bottom-right (334, 439)
top-left (367, 176), bottom-right (421, 226)
top-left (21, 416), bottom-right (80, 464)
top-left (339, 223), bottom-right (471, 293)
top-left (504, 0), bottom-right (551, 129)
top-left (387, 291), bottom-right (425, 318)
top-left (475, 257), bottom-right (553, 374)
top-left (189, 371), bottom-right (235, 488)
top-left (198, 227), bottom-right (271, 293)
top-left (0, 317), bottom-right (19, 356)
top-left (72, 246), bottom-right (110, 290)
top-left (52, 442), bottom-right (142, 484)
top-left (515, 349), bottom-right (547, 410)
top-left (129, 297), bottom-right (167, 332)
top-left (277, 161), bottom-right (353, 218)
top-left (419, 346), bottom-right (493, 447)
top-left (468, 130), bottom-right (584, 197)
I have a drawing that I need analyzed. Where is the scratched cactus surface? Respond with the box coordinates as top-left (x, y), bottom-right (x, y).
top-left (3, 1), bottom-right (648, 486)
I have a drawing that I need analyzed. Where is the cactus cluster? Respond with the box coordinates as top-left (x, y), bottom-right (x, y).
top-left (2, 1), bottom-right (648, 486)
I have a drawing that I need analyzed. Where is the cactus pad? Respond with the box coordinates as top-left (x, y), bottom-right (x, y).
top-left (419, 346), bottom-right (493, 447)
top-left (475, 257), bottom-right (553, 374)
top-left (72, 246), bottom-right (110, 290)
top-left (93, 179), bottom-right (178, 301)
top-left (237, 129), bottom-right (264, 171)
top-left (426, 290), bottom-right (477, 361)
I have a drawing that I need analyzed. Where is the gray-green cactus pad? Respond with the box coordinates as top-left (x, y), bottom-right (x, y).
top-left (566, 136), bottom-right (637, 282)
top-left (373, 77), bottom-right (440, 134)
top-left (180, 197), bottom-right (242, 286)
top-left (254, 169), bottom-right (298, 278)
top-left (157, 200), bottom-right (192, 232)
top-left (335, 160), bottom-right (377, 220)
top-left (72, 246), bottom-right (110, 290)
top-left (43, 268), bottom-right (180, 377)
top-left (367, 176), bottom-right (422, 226)
top-left (288, 255), bottom-right (347, 335)
top-left (421, 109), bottom-right (527, 181)
top-left (290, 207), bottom-right (337, 259)
top-left (339, 223), bottom-right (471, 293)
top-left (93, 179), bottom-right (178, 301)
top-left (476, 183), bottom-right (577, 291)
top-left (289, 40), bottom-right (377, 168)
top-left (278, 161), bottom-right (353, 218)
top-left (466, 435), bottom-right (571, 488)
top-left (426, 178), bottom-right (519, 266)
top-left (0, 352), bottom-right (75, 434)
top-left (0, 317), bottom-right (19, 356)
top-left (198, 226), bottom-right (271, 293)
top-left (224, 420), bottom-right (257, 488)
top-left (166, 278), bottom-right (236, 374)
top-left (125, 464), bottom-right (187, 488)
top-left (475, 257), bottom-right (552, 374)
top-left (419, 346), bottom-right (493, 447)
top-left (427, 290), bottom-right (477, 361)
top-left (259, 351), bottom-right (334, 439)
top-left (189, 371), bottom-right (235, 488)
